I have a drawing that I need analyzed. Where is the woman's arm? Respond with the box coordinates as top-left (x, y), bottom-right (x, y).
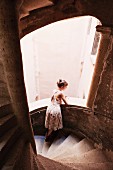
top-left (61, 93), bottom-right (68, 105)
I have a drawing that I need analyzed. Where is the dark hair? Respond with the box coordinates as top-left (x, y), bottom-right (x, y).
top-left (57, 79), bottom-right (68, 88)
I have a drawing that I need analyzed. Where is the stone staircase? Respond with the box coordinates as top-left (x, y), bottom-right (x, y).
top-left (0, 104), bottom-right (38, 170)
top-left (35, 133), bottom-right (113, 170)
top-left (0, 104), bottom-right (113, 169)
top-left (0, 104), bottom-right (72, 170)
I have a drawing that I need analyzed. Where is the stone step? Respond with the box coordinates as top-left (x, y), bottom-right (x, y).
top-left (34, 135), bottom-right (45, 154)
top-left (73, 138), bottom-right (95, 155)
top-left (49, 134), bottom-right (80, 159)
top-left (41, 141), bottom-right (52, 156)
top-left (0, 104), bottom-right (13, 118)
top-left (1, 134), bottom-right (26, 170)
top-left (0, 114), bottom-right (17, 137)
top-left (37, 154), bottom-right (76, 170)
top-left (57, 149), bottom-right (112, 163)
top-left (54, 138), bottom-right (94, 160)
top-left (65, 162), bottom-right (113, 170)
top-left (34, 154), bottom-right (45, 170)
top-left (0, 126), bottom-right (22, 168)
top-left (46, 135), bottom-right (66, 157)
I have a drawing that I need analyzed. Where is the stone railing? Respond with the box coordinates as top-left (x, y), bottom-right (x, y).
top-left (30, 100), bottom-right (113, 151)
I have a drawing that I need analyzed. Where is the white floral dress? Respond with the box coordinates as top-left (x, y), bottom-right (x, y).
top-left (45, 89), bottom-right (63, 131)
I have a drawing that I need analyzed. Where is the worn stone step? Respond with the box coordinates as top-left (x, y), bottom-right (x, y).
top-left (41, 141), bottom-right (52, 156)
top-left (0, 114), bottom-right (17, 137)
top-left (34, 153), bottom-right (45, 170)
top-left (57, 149), bottom-right (112, 163)
top-left (34, 135), bottom-right (45, 154)
top-left (46, 136), bottom-right (66, 157)
top-left (50, 134), bottom-right (80, 159)
top-left (1, 134), bottom-right (26, 170)
top-left (65, 162), bottom-right (113, 170)
top-left (54, 138), bottom-right (94, 160)
top-left (0, 104), bottom-right (13, 118)
top-left (37, 154), bottom-right (77, 170)
top-left (0, 126), bottom-right (22, 167)
top-left (73, 138), bottom-right (94, 155)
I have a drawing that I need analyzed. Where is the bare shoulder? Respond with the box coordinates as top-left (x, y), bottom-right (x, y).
top-left (57, 91), bottom-right (64, 98)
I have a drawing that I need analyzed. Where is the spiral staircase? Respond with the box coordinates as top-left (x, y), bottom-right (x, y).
top-left (1, 0), bottom-right (113, 169)
top-left (0, 103), bottom-right (113, 170)
top-left (34, 133), bottom-right (113, 170)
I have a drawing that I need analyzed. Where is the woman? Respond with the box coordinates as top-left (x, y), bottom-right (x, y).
top-left (45, 79), bottom-right (68, 141)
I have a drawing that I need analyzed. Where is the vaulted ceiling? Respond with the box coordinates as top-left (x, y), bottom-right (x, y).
top-left (19, 0), bottom-right (113, 38)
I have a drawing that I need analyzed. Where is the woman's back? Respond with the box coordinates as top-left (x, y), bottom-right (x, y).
top-left (51, 89), bottom-right (63, 105)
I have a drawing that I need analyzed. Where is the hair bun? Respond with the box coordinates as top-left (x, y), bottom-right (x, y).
top-left (57, 79), bottom-right (68, 88)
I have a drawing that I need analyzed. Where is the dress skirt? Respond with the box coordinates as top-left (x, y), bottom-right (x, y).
top-left (45, 103), bottom-right (63, 131)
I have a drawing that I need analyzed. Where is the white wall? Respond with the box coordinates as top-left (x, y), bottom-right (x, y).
top-left (21, 35), bottom-right (36, 103)
top-left (77, 18), bottom-right (100, 100)
top-left (20, 16), bottom-right (99, 103)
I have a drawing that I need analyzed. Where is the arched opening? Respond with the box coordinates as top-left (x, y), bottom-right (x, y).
top-left (20, 16), bottom-right (101, 111)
